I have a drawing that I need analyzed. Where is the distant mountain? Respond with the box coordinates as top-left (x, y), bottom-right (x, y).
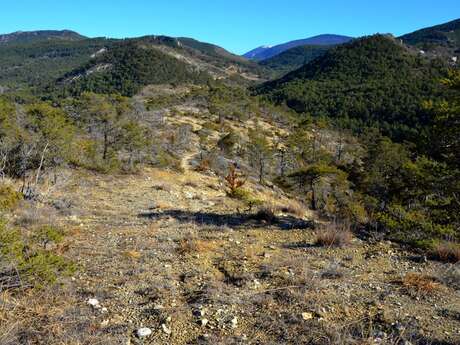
top-left (58, 39), bottom-right (210, 96)
top-left (243, 34), bottom-right (353, 61)
top-left (259, 44), bottom-right (332, 77)
top-left (256, 35), bottom-right (447, 141)
top-left (0, 32), bottom-right (267, 92)
top-left (399, 18), bottom-right (460, 62)
top-left (58, 35), bottom-right (267, 96)
top-left (0, 30), bottom-right (86, 44)
top-left (0, 37), bottom-right (113, 87)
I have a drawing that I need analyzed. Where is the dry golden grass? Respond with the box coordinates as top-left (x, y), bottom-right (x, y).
top-left (315, 223), bottom-right (352, 248)
top-left (402, 273), bottom-right (441, 294)
top-left (177, 238), bottom-right (219, 255)
top-left (273, 200), bottom-right (306, 218)
top-left (125, 250), bottom-right (142, 259)
top-left (433, 242), bottom-right (460, 263)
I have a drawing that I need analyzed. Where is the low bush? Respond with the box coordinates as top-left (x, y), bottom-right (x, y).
top-left (402, 273), bottom-right (441, 295)
top-left (276, 201), bottom-right (306, 218)
top-left (0, 220), bottom-right (75, 289)
top-left (315, 223), bottom-right (352, 247)
top-left (0, 184), bottom-right (22, 211)
top-left (432, 242), bottom-right (460, 263)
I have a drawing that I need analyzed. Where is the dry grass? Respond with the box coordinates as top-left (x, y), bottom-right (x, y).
top-left (177, 238), bottom-right (219, 255)
top-left (124, 250), bottom-right (142, 259)
top-left (433, 242), bottom-right (460, 263)
top-left (275, 200), bottom-right (306, 218)
top-left (402, 273), bottom-right (441, 294)
top-left (13, 202), bottom-right (57, 227)
top-left (315, 223), bottom-right (352, 248)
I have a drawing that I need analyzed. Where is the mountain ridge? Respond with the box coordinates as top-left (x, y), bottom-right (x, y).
top-left (0, 29), bottom-right (86, 44)
top-left (243, 34), bottom-right (353, 61)
top-left (399, 18), bottom-right (460, 62)
top-left (255, 34), bottom-right (447, 140)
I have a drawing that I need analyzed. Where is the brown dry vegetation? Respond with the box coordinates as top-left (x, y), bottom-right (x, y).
top-left (315, 222), bottom-right (353, 248)
top-left (402, 273), bottom-right (442, 295)
top-left (433, 242), bottom-right (460, 263)
top-left (1, 166), bottom-right (459, 345)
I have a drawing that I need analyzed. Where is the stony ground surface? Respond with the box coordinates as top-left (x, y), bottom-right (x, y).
top-left (1, 164), bottom-right (457, 345)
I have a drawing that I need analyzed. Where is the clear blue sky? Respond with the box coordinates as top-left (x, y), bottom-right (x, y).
top-left (1, 1), bottom-right (459, 54)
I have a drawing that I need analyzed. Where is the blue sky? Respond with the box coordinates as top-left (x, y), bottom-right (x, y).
top-left (1, 1), bottom-right (459, 54)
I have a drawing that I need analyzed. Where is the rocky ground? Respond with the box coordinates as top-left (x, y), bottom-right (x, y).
top-left (2, 163), bottom-right (459, 345)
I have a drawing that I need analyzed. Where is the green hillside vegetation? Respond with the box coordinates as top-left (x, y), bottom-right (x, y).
top-left (57, 40), bottom-right (211, 97)
top-left (0, 30), bottom-right (85, 44)
top-left (260, 44), bottom-right (332, 77)
top-left (0, 38), bottom-right (113, 88)
top-left (400, 18), bottom-right (460, 51)
top-left (256, 35), bottom-right (448, 141)
top-left (0, 34), bottom-right (267, 96)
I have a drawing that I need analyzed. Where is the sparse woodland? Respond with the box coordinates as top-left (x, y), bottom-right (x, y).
top-left (0, 29), bottom-right (459, 345)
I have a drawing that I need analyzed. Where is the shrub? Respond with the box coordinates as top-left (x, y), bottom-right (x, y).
top-left (315, 223), bottom-right (352, 247)
top-left (155, 150), bottom-right (183, 172)
top-left (276, 201), bottom-right (306, 218)
top-left (20, 250), bottom-right (75, 287)
top-left (195, 158), bottom-right (210, 172)
top-left (402, 273), bottom-right (441, 295)
top-left (432, 242), bottom-right (460, 263)
top-left (33, 225), bottom-right (65, 249)
top-left (0, 220), bottom-right (75, 289)
top-left (224, 164), bottom-right (246, 197)
top-left (376, 205), bottom-right (457, 248)
top-left (0, 184), bottom-right (22, 211)
top-left (438, 264), bottom-right (460, 290)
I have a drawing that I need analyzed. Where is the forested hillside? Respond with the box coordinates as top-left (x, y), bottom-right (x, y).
top-left (400, 18), bottom-right (460, 59)
top-left (256, 35), bottom-right (448, 141)
top-left (259, 44), bottom-right (332, 77)
top-left (57, 40), bottom-right (211, 96)
top-left (0, 38), bottom-right (113, 88)
top-left (0, 33), bottom-right (267, 94)
top-left (0, 30), bottom-right (85, 44)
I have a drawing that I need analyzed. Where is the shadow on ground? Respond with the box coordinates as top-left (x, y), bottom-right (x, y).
top-left (138, 209), bottom-right (313, 230)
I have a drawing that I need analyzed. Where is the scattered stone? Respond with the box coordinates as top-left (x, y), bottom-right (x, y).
top-left (185, 192), bottom-right (194, 199)
top-left (230, 317), bottom-right (238, 328)
top-left (200, 318), bottom-right (209, 327)
top-left (253, 279), bottom-right (261, 288)
top-left (302, 312), bottom-right (314, 320)
top-left (136, 327), bottom-right (152, 338)
top-left (87, 298), bottom-right (101, 309)
top-left (162, 323), bottom-right (172, 335)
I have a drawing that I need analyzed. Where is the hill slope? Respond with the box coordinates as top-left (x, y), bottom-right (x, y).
top-left (243, 34), bottom-right (353, 61)
top-left (0, 33), bottom-right (266, 92)
top-left (259, 44), bottom-right (332, 77)
top-left (0, 30), bottom-right (86, 44)
top-left (400, 18), bottom-right (460, 62)
top-left (0, 37), bottom-right (113, 87)
top-left (58, 39), bottom-right (211, 96)
top-left (256, 35), bottom-right (447, 140)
